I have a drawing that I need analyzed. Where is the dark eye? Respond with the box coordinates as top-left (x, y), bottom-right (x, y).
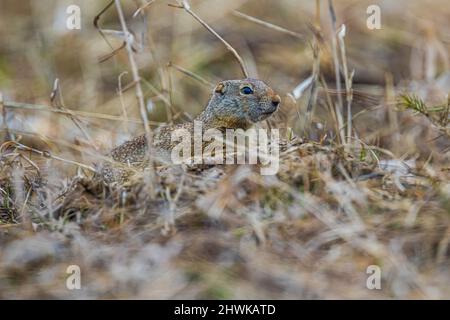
top-left (241, 86), bottom-right (254, 95)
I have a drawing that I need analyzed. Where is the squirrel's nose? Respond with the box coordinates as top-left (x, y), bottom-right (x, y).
top-left (271, 95), bottom-right (281, 108)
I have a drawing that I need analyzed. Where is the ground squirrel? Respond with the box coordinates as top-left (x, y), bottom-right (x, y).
top-left (100, 78), bottom-right (281, 182)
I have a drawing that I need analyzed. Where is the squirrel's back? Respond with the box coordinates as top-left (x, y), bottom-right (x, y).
top-left (99, 78), bottom-right (281, 183)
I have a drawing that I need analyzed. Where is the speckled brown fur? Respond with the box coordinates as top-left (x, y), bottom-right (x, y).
top-left (99, 78), bottom-right (281, 183)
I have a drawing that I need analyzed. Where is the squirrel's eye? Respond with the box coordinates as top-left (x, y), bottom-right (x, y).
top-left (241, 86), bottom-right (254, 95)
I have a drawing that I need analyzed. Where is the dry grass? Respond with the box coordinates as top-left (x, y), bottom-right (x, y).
top-left (0, 0), bottom-right (449, 299)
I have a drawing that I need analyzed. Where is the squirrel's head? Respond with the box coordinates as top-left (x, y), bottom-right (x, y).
top-left (202, 78), bottom-right (281, 129)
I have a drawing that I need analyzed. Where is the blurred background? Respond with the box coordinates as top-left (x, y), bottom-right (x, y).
top-left (1, 0), bottom-right (449, 165)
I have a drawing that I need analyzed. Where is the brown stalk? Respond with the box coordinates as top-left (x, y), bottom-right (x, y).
top-left (0, 91), bottom-right (11, 141)
top-left (3, 141), bottom-right (97, 173)
top-left (232, 11), bottom-right (304, 40)
top-left (328, 0), bottom-right (345, 145)
top-left (2, 100), bottom-right (161, 125)
top-left (167, 62), bottom-right (213, 88)
top-left (114, 0), bottom-right (156, 197)
top-left (51, 79), bottom-right (99, 150)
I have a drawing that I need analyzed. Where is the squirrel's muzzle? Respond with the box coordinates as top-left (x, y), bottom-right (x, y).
top-left (271, 94), bottom-right (281, 108)
top-left (261, 94), bottom-right (280, 117)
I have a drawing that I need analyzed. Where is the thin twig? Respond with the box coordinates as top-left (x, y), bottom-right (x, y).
top-left (328, 0), bottom-right (345, 145)
top-left (19, 187), bottom-right (33, 230)
top-left (2, 100), bottom-right (162, 125)
top-left (3, 141), bottom-right (97, 173)
top-left (115, 0), bottom-right (156, 197)
top-left (140, 78), bottom-right (172, 107)
top-left (94, 0), bottom-right (126, 61)
top-left (167, 62), bottom-right (213, 87)
top-left (336, 25), bottom-right (354, 145)
top-left (233, 11), bottom-right (304, 40)
top-left (98, 42), bottom-right (126, 63)
top-left (169, 0), bottom-right (249, 78)
top-left (303, 0), bottom-right (322, 137)
top-left (117, 71), bottom-right (130, 134)
top-left (320, 75), bottom-right (340, 141)
top-left (1, 128), bottom-right (145, 175)
top-left (132, 0), bottom-right (157, 18)
top-left (51, 78), bottom-right (99, 150)
top-left (166, 63), bottom-right (174, 123)
top-left (0, 91), bottom-right (11, 141)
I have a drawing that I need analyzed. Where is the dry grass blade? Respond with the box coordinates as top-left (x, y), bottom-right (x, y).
top-left (1, 140), bottom-right (97, 173)
top-left (336, 25), bottom-right (355, 145)
top-left (167, 62), bottom-right (213, 88)
top-left (328, 0), bottom-right (345, 144)
top-left (51, 78), bottom-right (99, 150)
top-left (132, 0), bottom-right (157, 18)
top-left (98, 42), bottom-right (126, 63)
top-left (2, 100), bottom-right (161, 125)
top-left (1, 0), bottom-right (450, 300)
top-left (0, 92), bottom-right (11, 140)
top-left (117, 71), bottom-right (130, 134)
top-left (114, 0), bottom-right (156, 197)
top-left (93, 0), bottom-right (125, 59)
top-left (233, 11), bottom-right (304, 40)
top-left (169, 0), bottom-right (249, 78)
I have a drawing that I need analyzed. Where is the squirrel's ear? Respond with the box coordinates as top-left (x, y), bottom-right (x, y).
top-left (214, 82), bottom-right (226, 95)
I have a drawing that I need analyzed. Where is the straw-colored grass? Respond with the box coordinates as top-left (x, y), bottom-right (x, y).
top-left (0, 0), bottom-right (449, 299)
